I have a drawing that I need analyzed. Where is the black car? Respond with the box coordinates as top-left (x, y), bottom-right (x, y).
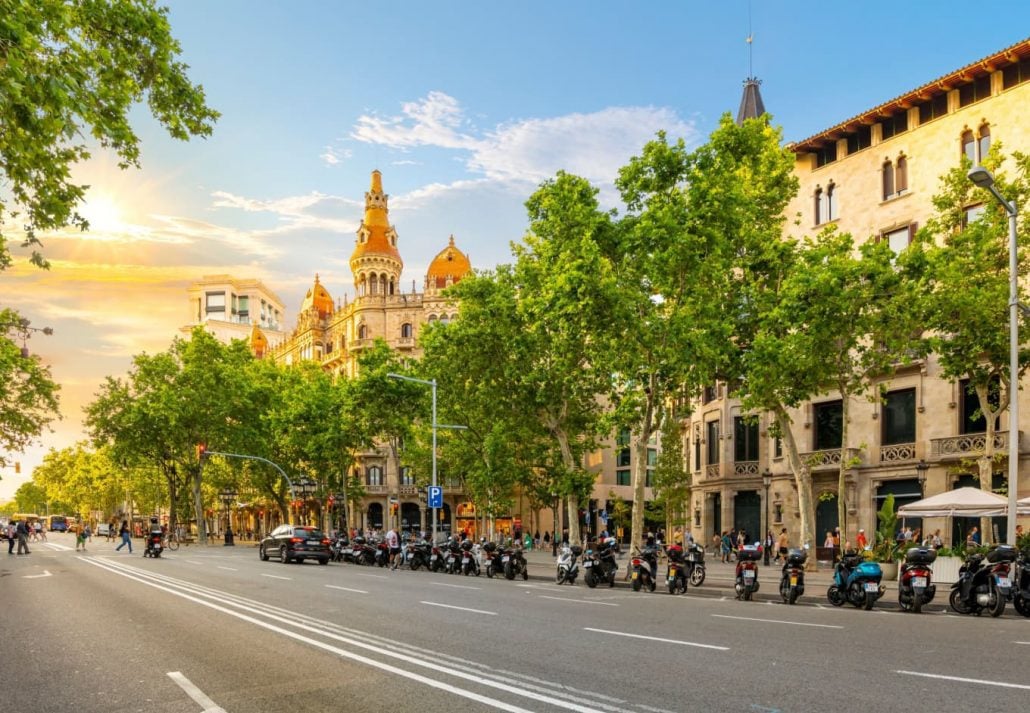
top-left (260, 525), bottom-right (331, 565)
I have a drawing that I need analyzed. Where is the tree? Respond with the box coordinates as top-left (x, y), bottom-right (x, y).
top-left (650, 409), bottom-right (690, 539)
top-left (0, 309), bottom-right (60, 471)
top-left (13, 480), bottom-right (47, 513)
top-left (0, 0), bottom-right (219, 269)
top-left (917, 148), bottom-right (1030, 539)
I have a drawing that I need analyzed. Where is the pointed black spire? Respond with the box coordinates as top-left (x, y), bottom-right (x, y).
top-left (736, 77), bottom-right (766, 125)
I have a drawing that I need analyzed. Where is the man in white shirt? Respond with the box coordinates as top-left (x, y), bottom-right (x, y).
top-left (386, 527), bottom-right (400, 570)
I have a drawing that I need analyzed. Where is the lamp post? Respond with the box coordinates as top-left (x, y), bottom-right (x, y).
top-left (916, 459), bottom-right (929, 496)
top-left (219, 487), bottom-right (238, 546)
top-left (334, 491), bottom-right (346, 535)
top-left (296, 478), bottom-right (316, 527)
top-left (968, 166), bottom-right (1020, 545)
top-left (387, 373), bottom-right (467, 545)
top-left (762, 468), bottom-right (772, 566)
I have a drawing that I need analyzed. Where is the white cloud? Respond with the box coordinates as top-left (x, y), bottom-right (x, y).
top-left (351, 91), bottom-right (483, 151)
top-left (321, 145), bottom-right (353, 166)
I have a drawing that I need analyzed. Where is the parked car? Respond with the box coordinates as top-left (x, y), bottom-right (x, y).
top-left (259, 525), bottom-right (331, 565)
top-left (96, 523), bottom-right (113, 537)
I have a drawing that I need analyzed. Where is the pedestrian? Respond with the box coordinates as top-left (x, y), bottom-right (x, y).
top-left (931, 529), bottom-right (943, 549)
top-left (16, 519), bottom-right (30, 555)
top-left (776, 528), bottom-right (789, 563)
top-left (823, 531), bottom-right (834, 549)
top-left (764, 529), bottom-right (775, 557)
top-left (385, 526), bottom-right (400, 569)
top-left (75, 525), bottom-right (87, 551)
top-left (720, 531), bottom-right (733, 563)
top-left (115, 520), bottom-right (132, 553)
top-left (6, 522), bottom-right (16, 554)
top-left (856, 528), bottom-right (868, 550)
top-left (965, 526), bottom-right (980, 548)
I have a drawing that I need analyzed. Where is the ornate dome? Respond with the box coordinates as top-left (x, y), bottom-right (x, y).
top-left (350, 170), bottom-right (402, 265)
top-left (426, 235), bottom-right (471, 288)
top-left (250, 324), bottom-right (268, 358)
top-left (300, 274), bottom-right (334, 318)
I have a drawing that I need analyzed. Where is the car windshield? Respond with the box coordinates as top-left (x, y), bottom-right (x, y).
top-left (296, 528), bottom-right (325, 539)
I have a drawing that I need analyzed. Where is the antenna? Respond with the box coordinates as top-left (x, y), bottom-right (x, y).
top-left (746, 0), bottom-right (754, 79)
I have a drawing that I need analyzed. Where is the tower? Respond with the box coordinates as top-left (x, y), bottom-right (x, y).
top-left (350, 170), bottom-right (403, 298)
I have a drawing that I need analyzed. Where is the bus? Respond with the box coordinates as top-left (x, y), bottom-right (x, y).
top-left (46, 515), bottom-right (69, 532)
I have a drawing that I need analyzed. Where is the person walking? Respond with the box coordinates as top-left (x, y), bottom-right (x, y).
top-left (721, 531), bottom-right (733, 563)
top-left (115, 520), bottom-right (132, 553)
top-left (856, 528), bottom-right (868, 550)
top-left (776, 528), bottom-right (789, 563)
top-left (385, 526), bottom-right (400, 570)
top-left (7, 522), bottom-right (17, 554)
top-left (16, 519), bottom-right (31, 555)
top-left (75, 525), bottom-right (87, 551)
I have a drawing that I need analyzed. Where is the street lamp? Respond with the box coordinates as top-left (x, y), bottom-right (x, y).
top-left (296, 478), bottom-right (317, 526)
top-left (968, 166), bottom-right (1020, 545)
top-left (762, 468), bottom-right (772, 566)
top-left (387, 373), bottom-right (467, 545)
top-left (916, 459), bottom-right (929, 496)
top-left (219, 486), bottom-right (238, 546)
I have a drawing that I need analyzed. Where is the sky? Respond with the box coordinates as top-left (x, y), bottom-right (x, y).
top-left (3, 0), bottom-right (1030, 500)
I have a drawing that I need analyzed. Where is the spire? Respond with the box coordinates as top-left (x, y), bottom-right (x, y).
top-left (735, 14), bottom-right (766, 124)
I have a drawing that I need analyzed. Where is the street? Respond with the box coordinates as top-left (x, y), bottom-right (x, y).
top-left (3, 533), bottom-right (1029, 713)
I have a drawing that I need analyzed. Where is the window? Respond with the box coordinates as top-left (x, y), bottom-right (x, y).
top-left (694, 429), bottom-right (702, 471)
top-left (960, 377), bottom-right (999, 434)
top-left (205, 291), bottom-right (225, 315)
top-left (706, 420), bottom-right (720, 464)
top-left (895, 156), bottom-right (908, 193)
top-left (882, 161), bottom-right (895, 200)
top-left (774, 435), bottom-right (783, 459)
top-left (815, 143), bottom-right (837, 168)
top-left (733, 416), bottom-right (759, 461)
top-left (616, 470), bottom-right (631, 486)
top-left (702, 385), bottom-right (717, 404)
top-left (813, 400), bottom-right (843, 450)
top-left (918, 93), bottom-right (948, 124)
top-left (964, 203), bottom-right (985, 225)
top-left (962, 125), bottom-right (991, 164)
top-left (366, 466), bottom-right (384, 486)
top-left (358, 324), bottom-right (368, 339)
top-left (882, 225), bottom-right (916, 256)
top-left (646, 448), bottom-right (657, 488)
top-left (401, 323), bottom-right (413, 338)
top-left (815, 185), bottom-right (838, 224)
top-left (400, 467), bottom-right (415, 486)
top-left (883, 389), bottom-right (916, 445)
top-left (881, 112), bottom-right (908, 140)
top-left (616, 428), bottom-right (631, 467)
top-left (1003, 57), bottom-right (1030, 89)
top-left (958, 75), bottom-right (992, 107)
top-left (846, 125), bottom-right (871, 154)
top-left (978, 124), bottom-right (991, 161)
top-left (237, 295), bottom-right (249, 322)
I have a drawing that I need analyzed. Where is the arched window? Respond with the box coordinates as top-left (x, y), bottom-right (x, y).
top-left (826, 183), bottom-right (837, 221)
top-left (428, 314), bottom-right (438, 322)
top-left (401, 323), bottom-right (413, 338)
top-left (358, 276), bottom-right (367, 297)
top-left (814, 187), bottom-right (824, 224)
top-left (882, 160), bottom-right (894, 201)
top-left (369, 274), bottom-right (379, 295)
top-left (366, 466), bottom-right (383, 486)
top-left (895, 156), bottom-right (908, 193)
top-left (961, 129), bottom-right (976, 162)
top-left (358, 324), bottom-right (368, 339)
top-left (978, 124), bottom-right (991, 161)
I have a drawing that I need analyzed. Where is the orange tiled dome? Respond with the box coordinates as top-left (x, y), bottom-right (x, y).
top-left (427, 235), bottom-right (471, 288)
top-left (350, 170), bottom-right (402, 263)
top-left (300, 274), bottom-right (334, 318)
top-left (250, 324), bottom-right (268, 358)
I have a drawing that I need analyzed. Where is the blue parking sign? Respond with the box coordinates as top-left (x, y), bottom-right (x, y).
top-left (428, 486), bottom-right (443, 508)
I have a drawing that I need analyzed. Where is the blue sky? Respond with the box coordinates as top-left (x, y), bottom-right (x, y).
top-left (3, 0), bottom-right (1030, 498)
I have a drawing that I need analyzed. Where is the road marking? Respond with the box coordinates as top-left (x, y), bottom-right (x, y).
top-left (897, 670), bottom-right (1030, 691)
top-left (326, 584), bottom-right (368, 594)
top-left (711, 614), bottom-right (843, 629)
top-left (42, 542), bottom-right (75, 551)
top-left (421, 601), bottom-right (497, 616)
top-left (260, 573), bottom-right (291, 581)
top-left (584, 627), bottom-right (729, 651)
top-left (539, 596), bottom-right (618, 607)
top-left (167, 671), bottom-right (227, 713)
top-left (355, 573), bottom-right (390, 579)
top-left (1015, 642), bottom-right (1030, 645)
top-left (432, 582), bottom-right (482, 590)
top-left (217, 566), bottom-right (237, 572)
top-left (23, 570), bottom-right (53, 579)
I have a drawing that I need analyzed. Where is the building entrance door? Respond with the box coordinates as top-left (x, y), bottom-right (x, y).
top-left (733, 491), bottom-right (760, 545)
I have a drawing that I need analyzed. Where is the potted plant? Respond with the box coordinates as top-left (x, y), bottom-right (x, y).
top-left (871, 493), bottom-right (900, 579)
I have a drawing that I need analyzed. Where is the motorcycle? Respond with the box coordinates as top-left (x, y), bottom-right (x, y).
top-left (501, 546), bottom-right (529, 580)
top-left (556, 544), bottom-right (581, 585)
top-left (779, 547), bottom-right (807, 605)
top-left (373, 539), bottom-right (390, 568)
top-left (630, 546), bottom-right (659, 592)
top-left (665, 544), bottom-right (689, 595)
top-left (827, 551), bottom-right (884, 610)
top-left (950, 544), bottom-right (1015, 618)
top-left (460, 539), bottom-right (481, 576)
top-left (685, 542), bottom-right (706, 586)
top-left (898, 546), bottom-right (937, 613)
top-left (583, 537), bottom-right (618, 589)
top-left (406, 539), bottom-right (432, 571)
top-left (352, 536), bottom-right (377, 566)
top-left (482, 541), bottom-right (499, 577)
top-left (143, 531), bottom-right (163, 558)
top-left (429, 541), bottom-right (446, 572)
top-left (444, 539), bottom-right (463, 574)
top-left (1011, 548), bottom-right (1030, 618)
top-left (330, 534), bottom-right (349, 563)
top-left (734, 544), bottom-right (761, 600)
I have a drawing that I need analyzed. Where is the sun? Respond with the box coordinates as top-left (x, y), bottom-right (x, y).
top-left (79, 193), bottom-right (126, 234)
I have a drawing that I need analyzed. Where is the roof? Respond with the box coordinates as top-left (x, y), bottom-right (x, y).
top-left (427, 235), bottom-right (472, 288)
top-left (790, 37), bottom-right (1030, 153)
top-left (300, 274), bottom-right (334, 317)
top-left (350, 169), bottom-right (402, 264)
top-left (736, 78), bottom-right (766, 125)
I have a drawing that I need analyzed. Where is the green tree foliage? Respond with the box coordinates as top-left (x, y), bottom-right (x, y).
top-left (651, 411), bottom-right (690, 535)
top-left (0, 310), bottom-right (60, 472)
top-left (0, 0), bottom-right (218, 269)
top-left (13, 480), bottom-right (47, 513)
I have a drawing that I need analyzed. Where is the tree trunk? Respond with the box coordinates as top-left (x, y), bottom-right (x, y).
top-left (191, 467), bottom-right (208, 544)
top-left (554, 426), bottom-right (581, 544)
top-left (976, 382), bottom-right (1004, 545)
top-left (838, 394), bottom-right (850, 548)
top-left (774, 404), bottom-right (817, 570)
top-left (631, 389), bottom-right (656, 555)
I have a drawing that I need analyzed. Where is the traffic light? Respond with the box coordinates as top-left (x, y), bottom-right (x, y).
top-left (14, 462), bottom-right (20, 474)
top-left (390, 502), bottom-right (398, 515)
top-left (196, 443), bottom-right (208, 462)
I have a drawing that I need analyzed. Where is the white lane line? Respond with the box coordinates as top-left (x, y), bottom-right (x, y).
top-left (897, 670), bottom-right (1030, 691)
top-left (432, 582), bottom-right (482, 591)
top-left (185, 560), bottom-right (204, 565)
top-left (217, 566), bottom-right (238, 572)
top-left (167, 671), bottom-right (227, 713)
top-left (326, 584), bottom-right (368, 594)
top-left (1015, 642), bottom-right (1030, 645)
top-left (584, 627), bottom-right (728, 651)
top-left (260, 573), bottom-right (291, 581)
top-left (421, 601), bottom-right (497, 616)
top-left (42, 542), bottom-right (75, 551)
top-left (355, 573), bottom-right (389, 579)
top-left (711, 614), bottom-right (843, 629)
top-left (539, 596), bottom-right (618, 607)
top-left (23, 570), bottom-right (53, 579)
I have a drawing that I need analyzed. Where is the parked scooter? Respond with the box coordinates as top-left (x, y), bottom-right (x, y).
top-left (482, 541), bottom-right (500, 577)
top-left (828, 550), bottom-right (884, 610)
top-left (898, 546), bottom-right (937, 613)
top-left (584, 536), bottom-right (619, 588)
top-left (444, 538), bottom-right (462, 574)
top-left (950, 544), bottom-right (1015, 618)
top-left (555, 544), bottom-right (582, 585)
top-left (779, 547), bottom-right (807, 605)
top-left (1011, 548), bottom-right (1030, 618)
top-left (630, 545), bottom-right (660, 592)
top-left (330, 533), bottom-right (349, 563)
top-left (406, 539), bottom-right (432, 571)
top-left (665, 543), bottom-right (689, 595)
top-left (502, 545), bottom-right (529, 580)
top-left (460, 539), bottom-right (481, 576)
top-left (734, 544), bottom-right (762, 600)
top-left (685, 542), bottom-right (706, 586)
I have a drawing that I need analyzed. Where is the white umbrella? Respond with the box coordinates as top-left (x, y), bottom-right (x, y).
top-left (896, 487), bottom-right (1009, 518)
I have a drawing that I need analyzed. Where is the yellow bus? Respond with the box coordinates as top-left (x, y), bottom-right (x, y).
top-left (46, 514), bottom-right (70, 532)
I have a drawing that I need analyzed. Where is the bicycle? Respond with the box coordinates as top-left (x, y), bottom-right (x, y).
top-left (163, 534), bottom-right (180, 551)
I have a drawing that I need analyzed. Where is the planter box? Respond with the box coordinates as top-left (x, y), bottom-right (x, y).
top-left (930, 556), bottom-right (963, 584)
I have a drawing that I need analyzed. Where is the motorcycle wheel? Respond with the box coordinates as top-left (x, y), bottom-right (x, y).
top-left (949, 587), bottom-right (971, 615)
top-left (898, 595), bottom-right (912, 612)
top-left (743, 587), bottom-right (752, 602)
top-left (864, 594), bottom-right (875, 611)
top-left (988, 584), bottom-right (1006, 618)
top-left (827, 585), bottom-right (845, 607)
top-left (1013, 595), bottom-right (1030, 617)
top-left (913, 592), bottom-right (922, 614)
top-left (522, 568), bottom-right (528, 581)
top-left (504, 562), bottom-right (515, 580)
top-left (788, 587), bottom-right (798, 605)
top-left (608, 571), bottom-right (615, 588)
top-left (485, 563), bottom-right (494, 578)
top-left (632, 576), bottom-right (642, 592)
top-left (585, 571), bottom-right (597, 588)
top-left (689, 567), bottom-right (706, 587)
top-left (556, 568), bottom-right (566, 585)
top-left (411, 558), bottom-right (421, 571)
top-left (260, 546), bottom-right (269, 562)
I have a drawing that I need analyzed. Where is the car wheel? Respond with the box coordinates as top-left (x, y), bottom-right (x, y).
top-left (280, 546), bottom-right (290, 564)
top-left (319, 558), bottom-right (329, 566)
top-left (260, 546), bottom-right (269, 562)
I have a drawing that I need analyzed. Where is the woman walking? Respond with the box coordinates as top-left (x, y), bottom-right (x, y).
top-left (115, 520), bottom-right (132, 553)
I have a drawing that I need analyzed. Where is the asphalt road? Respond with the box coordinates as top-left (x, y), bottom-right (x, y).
top-left (3, 533), bottom-right (1029, 713)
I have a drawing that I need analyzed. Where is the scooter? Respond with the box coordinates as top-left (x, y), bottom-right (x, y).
top-left (630, 546), bottom-right (659, 592)
top-left (686, 542), bottom-right (707, 586)
top-left (665, 544), bottom-right (689, 595)
top-left (734, 545), bottom-right (762, 600)
top-left (460, 539), bottom-right (481, 576)
top-left (556, 544), bottom-right (581, 585)
top-left (950, 544), bottom-right (1015, 618)
top-left (143, 531), bottom-right (163, 558)
top-left (898, 546), bottom-right (937, 613)
top-left (779, 547), bottom-right (807, 605)
top-left (583, 537), bottom-right (618, 588)
top-left (1011, 548), bottom-right (1030, 618)
top-left (828, 551), bottom-right (884, 610)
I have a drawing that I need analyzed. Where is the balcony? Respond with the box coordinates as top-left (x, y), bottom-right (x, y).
top-left (929, 431), bottom-right (1018, 460)
top-left (799, 447), bottom-right (862, 471)
top-left (879, 443), bottom-right (916, 464)
top-left (349, 338), bottom-right (373, 351)
top-left (364, 484), bottom-right (388, 494)
top-left (733, 460), bottom-right (760, 477)
top-left (395, 337), bottom-right (416, 350)
top-left (705, 463), bottom-right (720, 480)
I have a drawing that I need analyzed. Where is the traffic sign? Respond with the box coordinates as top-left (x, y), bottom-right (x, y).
top-left (428, 486), bottom-right (443, 508)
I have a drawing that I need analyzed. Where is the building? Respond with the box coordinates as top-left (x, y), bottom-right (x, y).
top-left (685, 38), bottom-right (1030, 550)
top-left (184, 275), bottom-right (287, 351)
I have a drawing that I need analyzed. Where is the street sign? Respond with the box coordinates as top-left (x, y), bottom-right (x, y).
top-left (428, 486), bottom-right (443, 509)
